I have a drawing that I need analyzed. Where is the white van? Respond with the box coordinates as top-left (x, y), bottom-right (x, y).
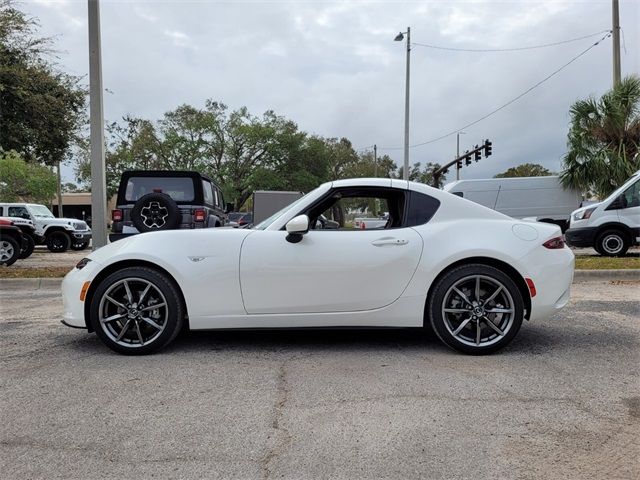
top-left (443, 176), bottom-right (583, 231)
top-left (565, 170), bottom-right (640, 256)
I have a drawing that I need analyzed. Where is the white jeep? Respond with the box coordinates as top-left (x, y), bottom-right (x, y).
top-left (0, 203), bottom-right (92, 253)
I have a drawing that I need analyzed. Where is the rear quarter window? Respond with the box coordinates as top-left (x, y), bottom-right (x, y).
top-left (405, 191), bottom-right (441, 227)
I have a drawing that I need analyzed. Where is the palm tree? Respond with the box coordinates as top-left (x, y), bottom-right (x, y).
top-left (560, 75), bottom-right (640, 198)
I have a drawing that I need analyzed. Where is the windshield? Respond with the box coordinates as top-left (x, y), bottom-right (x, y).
top-left (28, 205), bottom-right (55, 218)
top-left (228, 212), bottom-right (243, 221)
top-left (604, 171), bottom-right (640, 202)
top-left (253, 192), bottom-right (312, 230)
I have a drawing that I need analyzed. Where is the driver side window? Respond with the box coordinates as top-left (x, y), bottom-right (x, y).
top-left (622, 181), bottom-right (640, 208)
top-left (308, 188), bottom-right (404, 231)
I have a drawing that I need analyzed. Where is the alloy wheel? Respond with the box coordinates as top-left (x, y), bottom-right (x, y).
top-left (0, 240), bottom-right (15, 262)
top-left (441, 275), bottom-right (515, 347)
top-left (98, 277), bottom-right (169, 348)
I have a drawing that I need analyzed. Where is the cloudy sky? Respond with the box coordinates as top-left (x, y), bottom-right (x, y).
top-left (24, 0), bottom-right (640, 183)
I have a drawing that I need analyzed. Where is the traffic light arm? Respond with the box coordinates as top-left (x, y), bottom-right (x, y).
top-left (432, 139), bottom-right (492, 187)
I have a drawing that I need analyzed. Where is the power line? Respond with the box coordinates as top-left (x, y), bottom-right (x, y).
top-left (378, 30), bottom-right (611, 151)
top-left (411, 29), bottom-right (611, 53)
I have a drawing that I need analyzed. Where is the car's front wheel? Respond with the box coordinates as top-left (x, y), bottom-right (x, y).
top-left (90, 267), bottom-right (184, 355)
top-left (428, 264), bottom-right (524, 355)
top-left (595, 229), bottom-right (629, 257)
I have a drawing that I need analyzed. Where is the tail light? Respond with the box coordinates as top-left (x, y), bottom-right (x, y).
top-left (238, 217), bottom-right (246, 226)
top-left (194, 209), bottom-right (205, 222)
top-left (543, 236), bottom-right (565, 249)
top-left (112, 209), bottom-right (122, 222)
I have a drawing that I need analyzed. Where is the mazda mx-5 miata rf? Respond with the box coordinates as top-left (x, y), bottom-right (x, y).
top-left (62, 178), bottom-right (574, 355)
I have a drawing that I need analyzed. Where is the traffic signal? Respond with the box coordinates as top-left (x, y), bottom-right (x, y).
top-left (474, 146), bottom-right (481, 161)
top-left (465, 155), bottom-right (472, 166)
top-left (484, 139), bottom-right (492, 157)
top-left (456, 160), bottom-right (462, 169)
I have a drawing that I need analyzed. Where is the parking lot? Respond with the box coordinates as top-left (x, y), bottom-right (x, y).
top-left (0, 278), bottom-right (638, 479)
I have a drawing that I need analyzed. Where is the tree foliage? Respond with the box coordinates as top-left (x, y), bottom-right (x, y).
top-left (0, 0), bottom-right (86, 166)
top-left (494, 163), bottom-right (552, 178)
top-left (560, 75), bottom-right (640, 198)
top-left (0, 150), bottom-right (56, 203)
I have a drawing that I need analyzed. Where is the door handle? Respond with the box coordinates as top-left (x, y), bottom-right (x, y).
top-left (371, 238), bottom-right (409, 247)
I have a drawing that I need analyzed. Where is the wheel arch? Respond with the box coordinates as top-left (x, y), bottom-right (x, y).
top-left (83, 259), bottom-right (189, 332)
top-left (594, 222), bottom-right (633, 242)
top-left (424, 256), bottom-right (532, 325)
top-left (44, 226), bottom-right (71, 236)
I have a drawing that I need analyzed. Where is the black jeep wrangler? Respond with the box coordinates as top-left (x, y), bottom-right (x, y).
top-left (109, 170), bottom-right (231, 242)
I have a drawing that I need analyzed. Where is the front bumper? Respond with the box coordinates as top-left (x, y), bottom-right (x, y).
top-left (71, 231), bottom-right (92, 242)
top-left (564, 226), bottom-right (597, 248)
top-left (61, 259), bottom-right (103, 329)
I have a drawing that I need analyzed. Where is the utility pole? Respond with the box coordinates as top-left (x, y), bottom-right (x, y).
top-left (88, 0), bottom-right (107, 249)
top-left (56, 161), bottom-right (63, 217)
top-left (373, 144), bottom-right (378, 177)
top-left (612, 0), bottom-right (621, 86)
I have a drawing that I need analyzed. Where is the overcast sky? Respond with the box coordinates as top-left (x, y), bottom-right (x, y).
top-left (24, 0), bottom-right (640, 184)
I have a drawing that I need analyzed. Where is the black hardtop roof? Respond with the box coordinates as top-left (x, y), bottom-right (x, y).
top-left (121, 170), bottom-right (215, 184)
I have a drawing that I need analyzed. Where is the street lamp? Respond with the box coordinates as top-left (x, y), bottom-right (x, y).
top-left (394, 27), bottom-right (410, 180)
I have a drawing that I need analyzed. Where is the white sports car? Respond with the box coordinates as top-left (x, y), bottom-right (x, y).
top-left (62, 178), bottom-right (574, 355)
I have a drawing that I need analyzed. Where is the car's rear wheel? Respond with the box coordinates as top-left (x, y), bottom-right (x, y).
top-left (46, 231), bottom-right (71, 253)
top-left (90, 267), bottom-right (184, 355)
top-left (595, 229), bottom-right (628, 257)
top-left (429, 264), bottom-right (524, 355)
top-left (18, 234), bottom-right (35, 259)
top-left (0, 237), bottom-right (21, 266)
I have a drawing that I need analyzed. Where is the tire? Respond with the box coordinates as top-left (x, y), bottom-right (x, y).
top-left (46, 231), bottom-right (71, 253)
top-left (0, 236), bottom-right (21, 266)
top-left (130, 193), bottom-right (181, 233)
top-left (18, 234), bottom-right (35, 259)
top-left (595, 229), bottom-right (629, 257)
top-left (428, 264), bottom-right (524, 355)
top-left (70, 241), bottom-right (89, 251)
top-left (90, 267), bottom-right (184, 355)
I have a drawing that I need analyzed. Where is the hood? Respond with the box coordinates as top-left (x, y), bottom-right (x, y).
top-left (42, 218), bottom-right (90, 230)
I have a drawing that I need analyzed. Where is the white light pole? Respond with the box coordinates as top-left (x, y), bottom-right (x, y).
top-left (88, 0), bottom-right (107, 249)
top-left (394, 27), bottom-right (411, 180)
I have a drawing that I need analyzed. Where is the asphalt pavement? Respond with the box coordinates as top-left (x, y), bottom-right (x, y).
top-left (0, 280), bottom-right (639, 480)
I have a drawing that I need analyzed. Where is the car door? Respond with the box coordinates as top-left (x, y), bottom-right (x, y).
top-left (239, 187), bottom-right (423, 314)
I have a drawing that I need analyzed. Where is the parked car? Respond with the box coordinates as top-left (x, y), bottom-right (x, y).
top-left (0, 216), bottom-right (39, 259)
top-left (0, 219), bottom-right (24, 266)
top-left (0, 203), bottom-right (91, 253)
top-left (110, 170), bottom-right (231, 242)
top-left (565, 170), bottom-right (640, 256)
top-left (227, 212), bottom-right (253, 228)
top-left (62, 178), bottom-right (574, 356)
top-left (443, 176), bottom-right (583, 232)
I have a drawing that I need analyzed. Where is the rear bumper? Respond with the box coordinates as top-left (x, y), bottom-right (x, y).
top-left (519, 246), bottom-right (575, 322)
top-left (565, 227), bottom-right (597, 248)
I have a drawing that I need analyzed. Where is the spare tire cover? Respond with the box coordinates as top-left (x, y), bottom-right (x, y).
top-left (130, 193), bottom-right (181, 232)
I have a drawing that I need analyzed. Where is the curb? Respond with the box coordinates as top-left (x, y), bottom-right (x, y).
top-left (2, 270), bottom-right (639, 290)
top-left (0, 277), bottom-right (63, 290)
top-left (572, 269), bottom-right (640, 281)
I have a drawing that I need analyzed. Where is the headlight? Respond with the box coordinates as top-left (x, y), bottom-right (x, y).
top-left (573, 207), bottom-right (597, 221)
top-left (76, 258), bottom-right (92, 270)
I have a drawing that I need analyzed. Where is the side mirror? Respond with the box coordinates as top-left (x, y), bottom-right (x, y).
top-left (225, 202), bottom-right (234, 214)
top-left (285, 215), bottom-right (309, 243)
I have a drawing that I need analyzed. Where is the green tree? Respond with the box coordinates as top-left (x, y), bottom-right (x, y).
top-left (560, 75), bottom-right (640, 198)
top-left (0, 150), bottom-right (56, 203)
top-left (396, 162), bottom-right (445, 187)
top-left (0, 1), bottom-right (86, 167)
top-left (494, 163), bottom-right (552, 178)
